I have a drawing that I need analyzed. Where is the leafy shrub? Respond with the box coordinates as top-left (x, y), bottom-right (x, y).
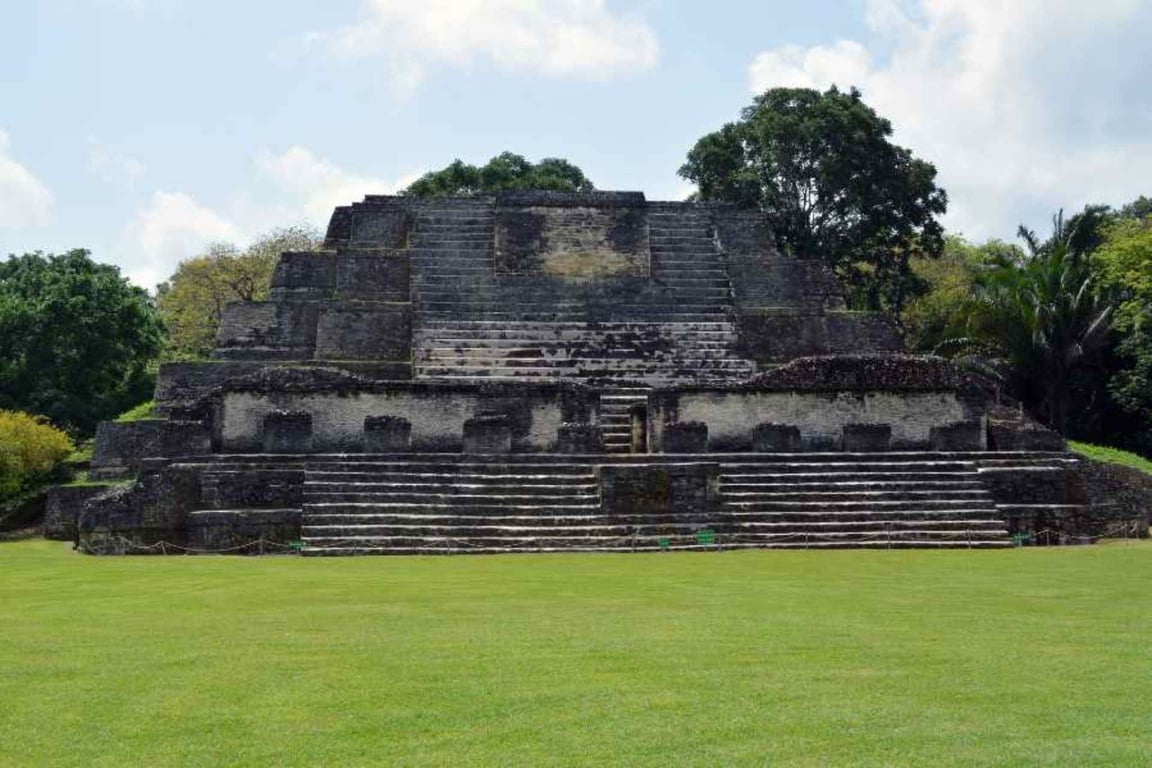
top-left (0, 411), bottom-right (74, 498)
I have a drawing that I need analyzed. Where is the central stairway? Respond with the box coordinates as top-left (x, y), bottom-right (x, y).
top-left (408, 199), bottom-right (757, 388)
top-left (294, 453), bottom-right (1019, 555)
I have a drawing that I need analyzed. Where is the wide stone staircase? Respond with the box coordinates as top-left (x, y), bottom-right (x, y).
top-left (409, 200), bottom-right (757, 388)
top-left (149, 450), bottom-right (1098, 554)
top-left (714, 454), bottom-right (1012, 549)
top-left (288, 453), bottom-right (1020, 555)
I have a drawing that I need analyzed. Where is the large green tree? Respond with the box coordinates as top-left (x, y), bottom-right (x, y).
top-left (403, 152), bottom-right (594, 196)
top-left (0, 250), bottom-right (163, 434)
top-left (680, 87), bottom-right (947, 316)
top-left (155, 225), bottom-right (320, 361)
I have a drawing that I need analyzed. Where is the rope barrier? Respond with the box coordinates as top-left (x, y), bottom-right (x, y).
top-left (78, 519), bottom-right (1146, 556)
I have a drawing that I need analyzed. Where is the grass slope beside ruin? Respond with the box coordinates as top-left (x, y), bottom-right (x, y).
top-left (1069, 440), bottom-right (1152, 476)
top-left (2, 541), bottom-right (1150, 767)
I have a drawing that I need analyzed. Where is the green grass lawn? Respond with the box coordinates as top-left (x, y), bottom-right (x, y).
top-left (2, 541), bottom-right (1151, 767)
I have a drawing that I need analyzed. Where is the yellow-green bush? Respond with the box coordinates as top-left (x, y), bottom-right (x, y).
top-left (0, 411), bottom-right (74, 498)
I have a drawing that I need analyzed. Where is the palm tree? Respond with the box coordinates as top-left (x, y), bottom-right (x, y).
top-left (966, 211), bottom-right (1114, 433)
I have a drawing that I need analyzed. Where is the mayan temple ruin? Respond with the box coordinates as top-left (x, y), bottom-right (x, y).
top-left (63, 191), bottom-right (1137, 555)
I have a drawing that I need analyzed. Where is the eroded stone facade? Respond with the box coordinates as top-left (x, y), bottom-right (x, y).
top-left (72, 192), bottom-right (1144, 554)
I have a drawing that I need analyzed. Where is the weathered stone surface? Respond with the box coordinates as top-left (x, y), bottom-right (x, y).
top-left (90, 420), bottom-right (165, 480)
top-left (263, 411), bottom-right (313, 454)
top-left (841, 423), bottom-right (892, 452)
top-left (201, 469), bottom-right (304, 510)
top-left (600, 463), bottom-right (716, 522)
top-left (314, 302), bottom-right (412, 360)
top-left (187, 509), bottom-right (302, 552)
top-left (495, 203), bottom-right (649, 278)
top-left (752, 423), bottom-right (801, 452)
top-left (78, 465), bottom-right (201, 553)
top-left (1074, 458), bottom-right (1152, 527)
top-left (75, 192), bottom-right (1097, 555)
top-left (363, 415), bottom-right (411, 453)
top-left (160, 421), bottom-right (212, 457)
top-left (988, 421), bottom-right (1065, 451)
top-left (978, 465), bottom-right (1083, 506)
top-left (44, 485), bottom-right (116, 541)
top-left (208, 374), bottom-right (597, 453)
top-left (663, 422), bottom-right (708, 454)
top-left (650, 388), bottom-right (976, 452)
top-left (557, 423), bottom-right (604, 454)
top-left (214, 301), bottom-right (320, 360)
top-left (463, 414), bottom-right (512, 454)
top-left (745, 354), bottom-right (964, 392)
top-left (156, 361), bottom-right (414, 414)
top-left (930, 421), bottom-right (985, 451)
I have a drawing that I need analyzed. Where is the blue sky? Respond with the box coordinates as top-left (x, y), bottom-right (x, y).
top-left (3, 0), bottom-right (1151, 289)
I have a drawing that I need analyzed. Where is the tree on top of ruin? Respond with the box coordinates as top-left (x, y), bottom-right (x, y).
top-left (402, 152), bottom-right (594, 196)
top-left (680, 86), bottom-right (947, 318)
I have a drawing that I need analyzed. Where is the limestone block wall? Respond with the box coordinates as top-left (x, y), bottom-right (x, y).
top-left (270, 250), bottom-right (410, 302)
top-left (737, 310), bottom-right (902, 364)
top-left (215, 301), bottom-right (319, 360)
top-left (649, 389), bottom-right (979, 452)
top-left (154, 361), bottom-right (413, 414)
top-left (215, 384), bottom-right (599, 453)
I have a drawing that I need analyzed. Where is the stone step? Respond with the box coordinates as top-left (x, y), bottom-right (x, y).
top-left (417, 313), bottom-right (732, 323)
top-left (415, 358), bottom-right (756, 371)
top-left (417, 319), bottom-right (738, 329)
top-left (719, 489), bottom-right (994, 502)
top-left (721, 500), bottom-right (997, 512)
top-left (305, 473), bottom-right (596, 486)
top-left (414, 367), bottom-right (753, 381)
top-left (417, 348), bottom-right (746, 360)
top-left (415, 302), bottom-right (734, 314)
top-left (721, 480), bottom-right (987, 492)
top-left (722, 510), bottom-right (1002, 523)
top-left (305, 503), bottom-right (601, 515)
top-left (412, 330), bottom-right (739, 342)
top-left (720, 462), bottom-right (977, 473)
top-left (304, 491), bottom-right (600, 504)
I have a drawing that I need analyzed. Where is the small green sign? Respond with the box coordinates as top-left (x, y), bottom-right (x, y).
top-left (290, 540), bottom-right (305, 553)
top-left (696, 529), bottom-right (716, 546)
top-left (658, 537), bottom-right (670, 550)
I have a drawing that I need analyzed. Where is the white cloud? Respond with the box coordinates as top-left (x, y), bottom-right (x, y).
top-left (749, 41), bottom-right (871, 93)
top-left (122, 191), bottom-right (242, 288)
top-left (256, 146), bottom-right (415, 222)
top-left (314, 0), bottom-right (659, 92)
top-left (88, 137), bottom-right (147, 188)
top-left (0, 129), bottom-right (55, 227)
top-left (747, 0), bottom-right (1152, 240)
top-left (120, 147), bottom-right (418, 288)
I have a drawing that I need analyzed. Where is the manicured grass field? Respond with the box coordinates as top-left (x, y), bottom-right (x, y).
top-left (2, 540), bottom-right (1151, 767)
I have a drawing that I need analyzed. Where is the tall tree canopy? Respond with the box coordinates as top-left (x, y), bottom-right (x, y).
top-left (680, 87), bottom-right (947, 316)
top-left (403, 152), bottom-right (594, 196)
top-left (1094, 212), bottom-right (1152, 436)
top-left (0, 250), bottom-right (163, 434)
top-left (155, 225), bottom-right (321, 361)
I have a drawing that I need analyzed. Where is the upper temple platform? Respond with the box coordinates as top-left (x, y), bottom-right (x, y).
top-left (199, 191), bottom-right (899, 394)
